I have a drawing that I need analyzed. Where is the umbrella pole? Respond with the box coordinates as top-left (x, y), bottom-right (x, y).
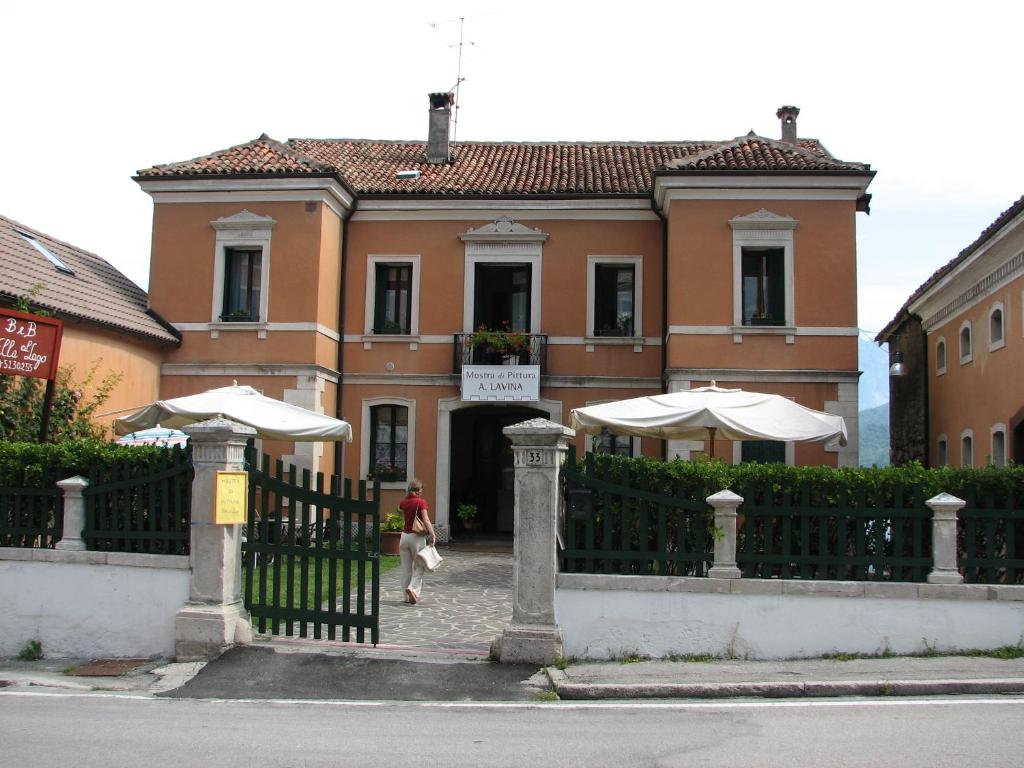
top-left (707, 427), bottom-right (717, 460)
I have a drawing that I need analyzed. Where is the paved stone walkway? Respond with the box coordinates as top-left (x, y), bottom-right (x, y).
top-left (376, 548), bottom-right (513, 653)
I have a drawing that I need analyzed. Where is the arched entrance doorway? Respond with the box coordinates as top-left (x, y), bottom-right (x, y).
top-left (449, 404), bottom-right (546, 539)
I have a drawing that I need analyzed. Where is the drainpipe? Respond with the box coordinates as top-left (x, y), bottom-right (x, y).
top-left (334, 203), bottom-right (355, 479)
top-left (654, 200), bottom-right (669, 461)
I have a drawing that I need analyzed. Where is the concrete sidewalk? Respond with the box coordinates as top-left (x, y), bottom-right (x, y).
top-left (4, 646), bottom-right (1024, 701)
top-left (547, 655), bottom-right (1024, 699)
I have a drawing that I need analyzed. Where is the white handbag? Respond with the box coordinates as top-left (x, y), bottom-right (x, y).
top-left (416, 544), bottom-right (443, 572)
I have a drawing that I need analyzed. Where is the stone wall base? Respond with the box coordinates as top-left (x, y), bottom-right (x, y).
top-left (492, 624), bottom-right (563, 665)
top-left (175, 601), bottom-right (252, 662)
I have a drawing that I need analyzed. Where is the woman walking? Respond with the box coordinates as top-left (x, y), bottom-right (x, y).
top-left (399, 478), bottom-right (436, 604)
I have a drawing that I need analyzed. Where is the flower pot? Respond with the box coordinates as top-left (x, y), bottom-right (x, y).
top-left (381, 531), bottom-right (401, 555)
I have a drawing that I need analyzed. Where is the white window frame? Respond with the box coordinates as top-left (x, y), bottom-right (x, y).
top-left (989, 301), bottom-right (1006, 352)
top-left (585, 256), bottom-right (644, 351)
top-left (582, 399), bottom-right (641, 457)
top-left (959, 320), bottom-right (973, 364)
top-left (935, 336), bottom-right (947, 376)
top-left (991, 424), bottom-right (1007, 468)
top-left (960, 429), bottom-right (974, 468)
top-left (935, 435), bottom-right (948, 467)
top-left (210, 210), bottom-right (274, 336)
top-left (361, 396), bottom-right (416, 491)
top-left (729, 209), bottom-right (798, 335)
top-left (363, 255), bottom-right (421, 349)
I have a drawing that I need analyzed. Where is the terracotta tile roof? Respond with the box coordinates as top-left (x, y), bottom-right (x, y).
top-left (876, 193), bottom-right (1024, 343)
top-left (139, 134), bottom-right (335, 178)
top-left (137, 133), bottom-right (870, 196)
top-left (0, 215), bottom-right (179, 345)
top-left (664, 134), bottom-right (869, 173)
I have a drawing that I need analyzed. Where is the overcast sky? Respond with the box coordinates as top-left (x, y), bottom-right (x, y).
top-left (2, 0), bottom-right (1021, 336)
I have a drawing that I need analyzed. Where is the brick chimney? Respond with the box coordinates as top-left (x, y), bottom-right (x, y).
top-left (776, 105), bottom-right (800, 144)
top-left (426, 92), bottom-right (454, 164)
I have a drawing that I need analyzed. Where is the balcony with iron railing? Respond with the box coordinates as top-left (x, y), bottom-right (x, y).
top-left (453, 333), bottom-right (547, 373)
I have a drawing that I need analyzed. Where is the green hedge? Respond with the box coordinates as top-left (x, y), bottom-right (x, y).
top-left (567, 452), bottom-right (1024, 583)
top-left (574, 454), bottom-right (1024, 508)
top-left (0, 440), bottom-right (179, 488)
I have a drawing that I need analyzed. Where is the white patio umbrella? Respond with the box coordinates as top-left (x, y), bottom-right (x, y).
top-left (115, 426), bottom-right (189, 447)
top-left (114, 384), bottom-right (352, 443)
top-left (570, 383), bottom-right (847, 459)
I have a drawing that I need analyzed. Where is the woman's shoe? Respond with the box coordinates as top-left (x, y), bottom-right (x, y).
top-left (405, 587), bottom-right (419, 604)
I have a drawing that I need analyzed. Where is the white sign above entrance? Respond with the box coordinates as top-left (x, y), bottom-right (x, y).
top-left (461, 365), bottom-right (540, 402)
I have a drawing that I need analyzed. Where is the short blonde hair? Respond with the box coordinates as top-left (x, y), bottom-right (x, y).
top-left (408, 477), bottom-right (423, 493)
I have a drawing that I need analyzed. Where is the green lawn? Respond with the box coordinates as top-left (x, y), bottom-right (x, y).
top-left (243, 554), bottom-right (400, 606)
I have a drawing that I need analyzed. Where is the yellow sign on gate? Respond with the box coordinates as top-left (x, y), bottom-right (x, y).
top-left (215, 471), bottom-right (248, 524)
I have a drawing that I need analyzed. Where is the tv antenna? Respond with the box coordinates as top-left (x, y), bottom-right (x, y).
top-left (429, 15), bottom-right (478, 154)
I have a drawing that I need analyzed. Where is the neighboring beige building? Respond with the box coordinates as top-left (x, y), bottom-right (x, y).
top-left (135, 97), bottom-right (874, 539)
top-left (879, 194), bottom-right (1024, 467)
top-left (0, 214), bottom-right (180, 432)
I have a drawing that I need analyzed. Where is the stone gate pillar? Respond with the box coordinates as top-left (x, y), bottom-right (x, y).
top-left (492, 418), bottom-right (574, 664)
top-left (175, 418), bottom-right (256, 661)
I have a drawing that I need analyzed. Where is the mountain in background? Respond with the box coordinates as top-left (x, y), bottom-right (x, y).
top-left (858, 333), bottom-right (889, 411)
top-left (858, 333), bottom-right (889, 466)
top-left (859, 403), bottom-right (890, 467)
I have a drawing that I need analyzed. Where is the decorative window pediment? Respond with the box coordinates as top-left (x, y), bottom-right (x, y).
top-left (729, 209), bottom-right (799, 232)
top-left (460, 216), bottom-right (549, 243)
top-left (211, 209), bottom-right (276, 232)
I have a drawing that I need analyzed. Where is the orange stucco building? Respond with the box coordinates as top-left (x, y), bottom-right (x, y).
top-left (137, 98), bottom-right (874, 540)
top-left (880, 194), bottom-right (1024, 468)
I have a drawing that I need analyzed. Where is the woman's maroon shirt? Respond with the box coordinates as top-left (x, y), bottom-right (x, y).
top-left (399, 493), bottom-right (428, 533)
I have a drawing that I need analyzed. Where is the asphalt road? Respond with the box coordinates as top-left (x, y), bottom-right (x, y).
top-left (3, 692), bottom-right (1024, 767)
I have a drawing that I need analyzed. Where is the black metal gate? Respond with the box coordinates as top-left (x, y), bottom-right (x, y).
top-left (242, 445), bottom-right (380, 643)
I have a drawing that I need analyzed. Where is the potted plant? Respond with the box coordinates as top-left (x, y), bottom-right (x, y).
top-left (381, 510), bottom-right (403, 555)
top-left (371, 461), bottom-right (405, 482)
top-left (468, 322), bottom-right (529, 364)
top-left (457, 503), bottom-right (478, 532)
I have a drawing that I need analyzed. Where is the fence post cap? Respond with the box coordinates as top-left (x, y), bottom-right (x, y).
top-left (706, 489), bottom-right (744, 506)
top-left (925, 492), bottom-right (966, 509)
top-left (56, 475), bottom-right (89, 490)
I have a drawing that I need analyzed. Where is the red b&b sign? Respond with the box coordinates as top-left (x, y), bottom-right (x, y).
top-left (0, 308), bottom-right (63, 381)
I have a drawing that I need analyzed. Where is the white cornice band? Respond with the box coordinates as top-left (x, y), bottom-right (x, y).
top-left (138, 177), bottom-right (354, 218)
top-left (342, 373), bottom-right (660, 389)
top-left (666, 368), bottom-right (860, 384)
top-left (174, 322), bottom-right (341, 341)
top-left (668, 325), bottom-right (859, 337)
top-left (917, 249), bottom-right (1024, 332)
top-left (341, 334), bottom-right (663, 346)
top-left (161, 363), bottom-right (340, 383)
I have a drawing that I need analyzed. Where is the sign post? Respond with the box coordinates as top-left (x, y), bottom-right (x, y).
top-left (0, 308), bottom-right (64, 442)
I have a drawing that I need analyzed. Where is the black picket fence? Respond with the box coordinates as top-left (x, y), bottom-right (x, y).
top-left (561, 449), bottom-right (1024, 584)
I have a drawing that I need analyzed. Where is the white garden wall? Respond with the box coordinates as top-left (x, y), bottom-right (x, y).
top-left (0, 548), bottom-right (190, 659)
top-left (557, 573), bottom-right (1024, 660)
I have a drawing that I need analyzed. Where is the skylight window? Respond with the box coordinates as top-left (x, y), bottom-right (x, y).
top-left (15, 230), bottom-right (74, 275)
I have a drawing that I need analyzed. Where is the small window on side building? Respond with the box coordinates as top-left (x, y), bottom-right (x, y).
top-left (989, 304), bottom-right (1005, 351)
top-left (992, 428), bottom-right (1007, 468)
top-left (935, 338), bottom-right (947, 375)
top-left (222, 247), bottom-right (262, 322)
top-left (959, 322), bottom-right (973, 364)
top-left (741, 248), bottom-right (785, 326)
top-left (961, 432), bottom-right (974, 467)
